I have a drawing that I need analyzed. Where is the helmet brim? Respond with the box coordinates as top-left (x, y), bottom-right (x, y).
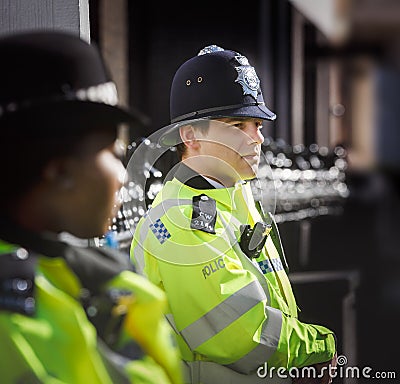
top-left (159, 103), bottom-right (276, 147)
top-left (1, 99), bottom-right (150, 138)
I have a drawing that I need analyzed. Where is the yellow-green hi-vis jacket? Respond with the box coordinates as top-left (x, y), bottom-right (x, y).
top-left (131, 166), bottom-right (336, 384)
top-left (0, 221), bottom-right (183, 384)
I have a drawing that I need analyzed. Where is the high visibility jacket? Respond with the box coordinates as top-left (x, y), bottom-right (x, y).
top-left (131, 171), bottom-right (336, 383)
top-left (0, 225), bottom-right (183, 384)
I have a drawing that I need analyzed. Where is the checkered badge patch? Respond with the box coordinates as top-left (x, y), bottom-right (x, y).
top-left (258, 258), bottom-right (284, 275)
top-left (149, 218), bottom-right (171, 244)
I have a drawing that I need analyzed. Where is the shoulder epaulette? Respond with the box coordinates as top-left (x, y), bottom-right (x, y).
top-left (0, 247), bottom-right (37, 316)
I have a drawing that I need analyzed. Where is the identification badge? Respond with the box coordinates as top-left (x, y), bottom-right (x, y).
top-left (191, 194), bottom-right (217, 234)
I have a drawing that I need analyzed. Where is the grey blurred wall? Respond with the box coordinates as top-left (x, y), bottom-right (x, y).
top-left (0, 0), bottom-right (90, 40)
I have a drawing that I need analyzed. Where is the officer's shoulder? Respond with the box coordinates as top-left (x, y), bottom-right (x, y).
top-left (63, 245), bottom-right (135, 294)
top-left (115, 269), bottom-right (167, 303)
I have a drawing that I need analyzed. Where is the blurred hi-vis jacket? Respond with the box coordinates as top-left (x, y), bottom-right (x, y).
top-left (0, 229), bottom-right (183, 384)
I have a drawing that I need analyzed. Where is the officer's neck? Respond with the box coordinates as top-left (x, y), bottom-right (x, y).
top-left (181, 158), bottom-right (239, 188)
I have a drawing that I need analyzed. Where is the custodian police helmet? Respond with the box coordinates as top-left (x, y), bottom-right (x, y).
top-left (159, 44), bottom-right (276, 146)
top-left (0, 31), bottom-right (146, 138)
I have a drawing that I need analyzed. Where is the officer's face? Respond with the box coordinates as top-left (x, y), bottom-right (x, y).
top-left (56, 131), bottom-right (126, 238)
top-left (193, 118), bottom-right (264, 186)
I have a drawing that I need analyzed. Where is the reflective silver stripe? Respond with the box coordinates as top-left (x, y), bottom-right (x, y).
top-left (180, 280), bottom-right (266, 350)
top-left (216, 212), bottom-right (283, 373)
top-left (133, 198), bottom-right (192, 273)
top-left (132, 242), bottom-right (145, 274)
top-left (227, 306), bottom-right (282, 374)
top-left (165, 313), bottom-right (180, 334)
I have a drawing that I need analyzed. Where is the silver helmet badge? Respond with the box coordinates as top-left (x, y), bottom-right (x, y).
top-left (234, 54), bottom-right (260, 100)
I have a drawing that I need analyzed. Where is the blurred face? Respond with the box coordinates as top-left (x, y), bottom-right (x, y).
top-left (59, 131), bottom-right (126, 238)
top-left (182, 118), bottom-right (264, 187)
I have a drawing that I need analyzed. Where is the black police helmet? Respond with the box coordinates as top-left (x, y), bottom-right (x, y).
top-left (0, 31), bottom-right (147, 138)
top-left (159, 45), bottom-right (276, 146)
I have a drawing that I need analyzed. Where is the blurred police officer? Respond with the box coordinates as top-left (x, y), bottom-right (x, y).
top-left (0, 31), bottom-right (182, 384)
top-left (131, 45), bottom-right (337, 383)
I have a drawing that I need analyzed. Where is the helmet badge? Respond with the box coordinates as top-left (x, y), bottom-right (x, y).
top-left (234, 54), bottom-right (260, 100)
top-left (198, 44), bottom-right (225, 56)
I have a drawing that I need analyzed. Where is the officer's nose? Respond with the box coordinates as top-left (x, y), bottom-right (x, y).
top-left (116, 160), bottom-right (126, 188)
top-left (245, 122), bottom-right (264, 145)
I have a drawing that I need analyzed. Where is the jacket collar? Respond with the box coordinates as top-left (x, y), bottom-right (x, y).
top-left (170, 163), bottom-right (253, 211)
top-left (0, 218), bottom-right (134, 294)
top-left (174, 163), bottom-right (216, 189)
top-left (0, 217), bottom-right (65, 258)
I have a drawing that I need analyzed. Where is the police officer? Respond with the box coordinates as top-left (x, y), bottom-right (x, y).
top-left (131, 45), bottom-right (337, 383)
top-left (0, 31), bottom-right (182, 384)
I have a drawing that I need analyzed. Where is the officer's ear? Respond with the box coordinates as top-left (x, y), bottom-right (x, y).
top-left (179, 125), bottom-right (201, 152)
top-left (42, 157), bottom-right (76, 191)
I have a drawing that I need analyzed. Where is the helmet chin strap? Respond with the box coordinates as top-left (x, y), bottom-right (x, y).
top-left (170, 101), bottom-right (265, 123)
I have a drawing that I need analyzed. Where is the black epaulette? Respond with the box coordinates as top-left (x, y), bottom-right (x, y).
top-left (0, 247), bottom-right (37, 316)
top-left (61, 245), bottom-right (135, 296)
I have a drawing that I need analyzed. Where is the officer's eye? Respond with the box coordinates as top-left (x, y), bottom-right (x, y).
top-left (233, 122), bottom-right (244, 129)
top-left (232, 121), bottom-right (263, 130)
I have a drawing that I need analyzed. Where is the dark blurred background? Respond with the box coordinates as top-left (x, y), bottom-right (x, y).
top-left (1, 0), bottom-right (399, 382)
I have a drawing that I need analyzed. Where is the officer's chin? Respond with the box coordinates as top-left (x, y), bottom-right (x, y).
top-left (240, 167), bottom-right (258, 182)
